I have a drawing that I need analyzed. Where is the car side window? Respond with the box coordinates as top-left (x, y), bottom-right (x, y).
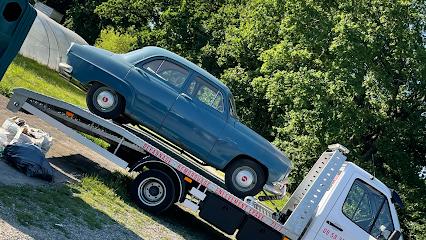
top-left (342, 179), bottom-right (395, 239)
top-left (186, 76), bottom-right (224, 113)
top-left (142, 59), bottom-right (189, 88)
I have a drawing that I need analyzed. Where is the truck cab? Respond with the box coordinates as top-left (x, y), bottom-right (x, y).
top-left (302, 162), bottom-right (403, 240)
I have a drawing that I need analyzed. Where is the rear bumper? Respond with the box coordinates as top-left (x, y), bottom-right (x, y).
top-left (59, 62), bottom-right (73, 76)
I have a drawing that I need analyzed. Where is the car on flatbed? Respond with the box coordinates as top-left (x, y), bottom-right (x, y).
top-left (59, 43), bottom-right (291, 198)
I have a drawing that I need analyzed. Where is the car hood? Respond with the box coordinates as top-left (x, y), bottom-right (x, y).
top-left (234, 122), bottom-right (291, 166)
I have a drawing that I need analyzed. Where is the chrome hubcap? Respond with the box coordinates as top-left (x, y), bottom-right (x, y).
top-left (233, 167), bottom-right (256, 191)
top-left (97, 90), bottom-right (115, 109)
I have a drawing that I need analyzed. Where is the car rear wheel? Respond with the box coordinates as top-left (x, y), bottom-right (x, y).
top-left (87, 82), bottom-right (125, 119)
top-left (131, 169), bottom-right (176, 213)
top-left (225, 159), bottom-right (266, 198)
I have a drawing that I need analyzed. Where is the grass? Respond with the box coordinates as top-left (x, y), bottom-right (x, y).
top-left (0, 171), bottom-right (148, 238)
top-left (77, 131), bottom-right (110, 149)
top-left (1, 54), bottom-right (87, 107)
top-left (0, 184), bottom-right (110, 231)
top-left (0, 170), bottom-right (231, 239)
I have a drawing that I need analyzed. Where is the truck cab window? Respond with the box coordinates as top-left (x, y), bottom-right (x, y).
top-left (342, 179), bottom-right (395, 239)
top-left (142, 59), bottom-right (189, 88)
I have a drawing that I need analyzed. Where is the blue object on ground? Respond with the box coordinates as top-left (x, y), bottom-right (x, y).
top-left (3, 142), bottom-right (53, 181)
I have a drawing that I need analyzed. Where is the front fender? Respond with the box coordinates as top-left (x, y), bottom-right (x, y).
top-left (208, 123), bottom-right (291, 185)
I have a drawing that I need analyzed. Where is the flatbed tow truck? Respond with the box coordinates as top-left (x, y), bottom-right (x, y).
top-left (7, 88), bottom-right (404, 240)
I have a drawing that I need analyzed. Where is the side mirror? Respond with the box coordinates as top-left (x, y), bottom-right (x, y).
top-left (388, 230), bottom-right (401, 240)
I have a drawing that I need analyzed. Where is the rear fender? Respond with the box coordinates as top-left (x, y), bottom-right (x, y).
top-left (65, 44), bottom-right (136, 112)
top-left (88, 80), bottom-right (135, 114)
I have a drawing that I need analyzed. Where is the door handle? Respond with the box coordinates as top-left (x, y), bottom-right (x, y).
top-left (135, 67), bottom-right (147, 77)
top-left (326, 221), bottom-right (343, 232)
top-left (181, 93), bottom-right (192, 101)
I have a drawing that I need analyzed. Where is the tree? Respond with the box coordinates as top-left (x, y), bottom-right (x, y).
top-left (64, 0), bottom-right (110, 45)
top-left (95, 0), bottom-right (225, 63)
top-left (209, 0), bottom-right (284, 140)
top-left (255, 0), bottom-right (426, 237)
top-left (94, 26), bottom-right (137, 54)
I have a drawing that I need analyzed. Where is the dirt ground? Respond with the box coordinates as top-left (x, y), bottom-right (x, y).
top-left (0, 94), bottom-right (123, 187)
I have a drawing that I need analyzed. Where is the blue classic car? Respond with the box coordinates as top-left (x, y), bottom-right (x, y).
top-left (59, 43), bottom-right (291, 198)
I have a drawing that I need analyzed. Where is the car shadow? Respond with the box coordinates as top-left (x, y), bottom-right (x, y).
top-left (61, 153), bottom-right (233, 240)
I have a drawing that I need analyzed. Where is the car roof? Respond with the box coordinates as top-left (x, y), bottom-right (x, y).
top-left (122, 46), bottom-right (229, 92)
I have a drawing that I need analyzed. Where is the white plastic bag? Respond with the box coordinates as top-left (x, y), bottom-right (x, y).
top-left (0, 128), bottom-right (9, 145)
top-left (25, 127), bottom-right (53, 155)
top-left (2, 118), bottom-right (20, 135)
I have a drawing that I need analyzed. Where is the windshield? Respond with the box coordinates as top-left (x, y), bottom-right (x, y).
top-left (228, 94), bottom-right (239, 119)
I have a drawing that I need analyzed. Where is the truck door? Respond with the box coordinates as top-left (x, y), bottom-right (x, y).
top-left (316, 173), bottom-right (397, 240)
top-left (160, 75), bottom-right (227, 159)
top-left (0, 0), bottom-right (36, 80)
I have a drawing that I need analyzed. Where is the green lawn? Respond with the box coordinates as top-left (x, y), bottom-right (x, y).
top-left (1, 54), bottom-right (87, 107)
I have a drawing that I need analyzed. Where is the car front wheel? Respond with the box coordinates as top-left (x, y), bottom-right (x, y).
top-left (225, 159), bottom-right (266, 198)
top-left (86, 82), bottom-right (125, 119)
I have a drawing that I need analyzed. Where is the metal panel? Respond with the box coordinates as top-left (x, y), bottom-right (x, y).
top-left (21, 103), bottom-right (129, 169)
top-left (280, 151), bottom-right (346, 239)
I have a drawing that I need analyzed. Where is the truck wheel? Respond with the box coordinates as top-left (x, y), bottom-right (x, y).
top-left (131, 169), bottom-right (176, 213)
top-left (225, 159), bottom-right (265, 198)
top-left (87, 82), bottom-right (125, 119)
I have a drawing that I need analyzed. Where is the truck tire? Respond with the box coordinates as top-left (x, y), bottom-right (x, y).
top-left (131, 169), bottom-right (176, 213)
top-left (87, 82), bottom-right (125, 119)
top-left (225, 159), bottom-right (265, 198)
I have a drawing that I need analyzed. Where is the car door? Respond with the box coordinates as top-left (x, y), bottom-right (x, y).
top-left (160, 75), bottom-right (227, 159)
top-left (0, 0), bottom-right (36, 80)
top-left (127, 58), bottom-right (191, 128)
top-left (315, 172), bottom-right (397, 240)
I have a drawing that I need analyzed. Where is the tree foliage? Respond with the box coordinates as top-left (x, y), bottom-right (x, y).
top-left (94, 27), bottom-right (136, 54)
top-left (254, 0), bottom-right (426, 237)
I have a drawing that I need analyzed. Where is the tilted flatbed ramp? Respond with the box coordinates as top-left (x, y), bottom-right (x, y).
top-left (7, 88), bottom-right (346, 240)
